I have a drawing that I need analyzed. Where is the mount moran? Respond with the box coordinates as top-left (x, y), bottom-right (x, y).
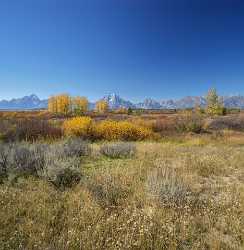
top-left (1, 93), bottom-right (244, 110)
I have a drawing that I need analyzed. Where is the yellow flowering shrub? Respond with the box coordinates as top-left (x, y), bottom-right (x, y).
top-left (95, 120), bottom-right (154, 141)
top-left (63, 117), bottom-right (156, 141)
top-left (63, 117), bottom-right (93, 138)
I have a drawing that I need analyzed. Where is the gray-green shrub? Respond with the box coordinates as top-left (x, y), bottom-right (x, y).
top-left (146, 162), bottom-right (193, 207)
top-left (100, 142), bottom-right (136, 158)
top-left (0, 139), bottom-right (88, 188)
top-left (0, 143), bottom-right (12, 182)
top-left (86, 173), bottom-right (131, 207)
top-left (45, 164), bottom-right (81, 189)
top-left (62, 138), bottom-right (91, 157)
top-left (9, 144), bottom-right (41, 176)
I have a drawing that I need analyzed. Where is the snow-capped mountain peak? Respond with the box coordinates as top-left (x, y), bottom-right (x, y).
top-left (102, 93), bottom-right (135, 109)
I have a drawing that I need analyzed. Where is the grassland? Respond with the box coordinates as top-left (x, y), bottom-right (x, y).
top-left (0, 111), bottom-right (244, 249)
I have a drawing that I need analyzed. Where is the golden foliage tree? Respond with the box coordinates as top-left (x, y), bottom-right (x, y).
top-left (48, 94), bottom-right (71, 115)
top-left (48, 96), bottom-right (58, 113)
top-left (95, 100), bottom-right (109, 113)
top-left (205, 88), bottom-right (224, 116)
top-left (72, 96), bottom-right (89, 115)
top-left (48, 94), bottom-right (91, 116)
top-left (56, 94), bottom-right (71, 115)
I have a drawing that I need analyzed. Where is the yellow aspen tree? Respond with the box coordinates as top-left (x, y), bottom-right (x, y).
top-left (73, 96), bottom-right (89, 115)
top-left (95, 100), bottom-right (109, 113)
top-left (48, 96), bottom-right (54, 113)
top-left (56, 95), bottom-right (62, 113)
top-left (48, 96), bottom-right (58, 113)
top-left (56, 94), bottom-right (71, 115)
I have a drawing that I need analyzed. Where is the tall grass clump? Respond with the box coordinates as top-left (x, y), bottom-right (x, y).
top-left (100, 142), bottom-right (136, 158)
top-left (146, 161), bottom-right (193, 207)
top-left (0, 143), bottom-right (12, 182)
top-left (86, 169), bottom-right (133, 207)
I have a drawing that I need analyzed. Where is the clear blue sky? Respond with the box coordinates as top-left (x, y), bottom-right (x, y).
top-left (0, 0), bottom-right (244, 101)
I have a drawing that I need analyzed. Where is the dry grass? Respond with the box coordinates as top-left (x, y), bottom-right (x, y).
top-left (1, 111), bottom-right (244, 249)
top-left (0, 139), bottom-right (244, 249)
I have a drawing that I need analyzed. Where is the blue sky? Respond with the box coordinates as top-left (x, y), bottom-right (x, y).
top-left (0, 0), bottom-right (244, 101)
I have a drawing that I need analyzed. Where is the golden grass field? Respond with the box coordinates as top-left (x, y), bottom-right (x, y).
top-left (0, 111), bottom-right (244, 249)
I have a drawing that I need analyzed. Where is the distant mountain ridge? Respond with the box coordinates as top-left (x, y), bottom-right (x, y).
top-left (102, 94), bottom-right (244, 109)
top-left (102, 93), bottom-right (135, 109)
top-left (1, 93), bottom-right (244, 110)
top-left (0, 94), bottom-right (47, 110)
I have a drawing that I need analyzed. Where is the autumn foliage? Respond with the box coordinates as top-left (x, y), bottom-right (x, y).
top-left (63, 117), bottom-right (93, 138)
top-left (95, 100), bottom-right (109, 113)
top-left (62, 117), bottom-right (155, 141)
top-left (48, 94), bottom-right (88, 115)
top-left (48, 94), bottom-right (71, 114)
top-left (95, 120), bottom-right (154, 140)
top-left (205, 88), bottom-right (225, 116)
top-left (72, 96), bottom-right (89, 115)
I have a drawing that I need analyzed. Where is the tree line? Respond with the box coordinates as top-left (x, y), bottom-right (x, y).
top-left (48, 89), bottom-right (226, 116)
top-left (48, 94), bottom-right (109, 115)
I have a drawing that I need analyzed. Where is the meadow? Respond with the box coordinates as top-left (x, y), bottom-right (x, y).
top-left (0, 110), bottom-right (244, 249)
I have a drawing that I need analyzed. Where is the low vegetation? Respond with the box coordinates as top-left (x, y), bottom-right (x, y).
top-left (0, 139), bottom-right (90, 188)
top-left (95, 120), bottom-right (155, 141)
top-left (63, 116), bottom-right (93, 138)
top-left (0, 140), bottom-right (244, 249)
top-left (146, 161), bottom-right (193, 208)
top-left (1, 88), bottom-right (244, 249)
top-left (100, 142), bottom-right (136, 158)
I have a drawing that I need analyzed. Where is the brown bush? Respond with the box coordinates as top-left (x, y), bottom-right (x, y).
top-left (152, 118), bottom-right (176, 134)
top-left (1, 119), bottom-right (63, 142)
top-left (205, 115), bottom-right (244, 131)
top-left (174, 113), bottom-right (204, 133)
top-left (151, 114), bottom-right (204, 135)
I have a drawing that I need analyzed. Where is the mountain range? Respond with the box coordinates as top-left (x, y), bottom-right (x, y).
top-left (0, 95), bottom-right (48, 110)
top-left (1, 93), bottom-right (244, 110)
top-left (95, 93), bottom-right (244, 109)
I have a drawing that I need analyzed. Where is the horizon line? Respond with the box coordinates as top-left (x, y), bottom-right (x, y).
top-left (1, 92), bottom-right (244, 103)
